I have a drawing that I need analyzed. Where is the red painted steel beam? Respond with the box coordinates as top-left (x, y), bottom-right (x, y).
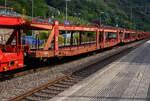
top-left (43, 27), bottom-right (55, 50)
top-left (54, 21), bottom-right (59, 56)
top-left (29, 23), bottom-right (53, 30)
top-left (103, 29), bottom-right (119, 32)
top-left (58, 25), bottom-right (97, 32)
top-left (27, 23), bottom-right (98, 31)
top-left (117, 32), bottom-right (120, 43)
top-left (0, 16), bottom-right (25, 29)
top-left (102, 31), bottom-right (105, 47)
top-left (96, 30), bottom-right (99, 48)
top-left (124, 30), bottom-right (131, 33)
top-left (16, 30), bottom-right (19, 46)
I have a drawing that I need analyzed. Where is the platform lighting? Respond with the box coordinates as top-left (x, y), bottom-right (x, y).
top-left (115, 16), bottom-right (119, 27)
top-left (65, 0), bottom-right (71, 45)
top-left (5, 0), bottom-right (7, 14)
top-left (100, 12), bottom-right (104, 26)
top-left (31, 0), bottom-right (34, 20)
top-left (65, 0), bottom-right (71, 22)
top-left (30, 0), bottom-right (34, 37)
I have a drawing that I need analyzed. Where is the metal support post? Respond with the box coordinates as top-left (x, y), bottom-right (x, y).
top-left (54, 21), bottom-right (59, 56)
top-left (117, 32), bottom-right (120, 43)
top-left (96, 31), bottom-right (99, 48)
top-left (44, 27), bottom-right (55, 51)
top-left (16, 30), bottom-right (19, 46)
top-left (70, 31), bottom-right (73, 46)
top-left (103, 31), bottom-right (105, 46)
top-left (18, 29), bottom-right (21, 46)
top-left (79, 32), bottom-right (82, 45)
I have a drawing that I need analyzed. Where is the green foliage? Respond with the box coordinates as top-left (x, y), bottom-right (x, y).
top-left (39, 30), bottom-right (49, 40)
top-left (59, 35), bottom-right (64, 45)
top-left (39, 31), bottom-right (64, 45)
top-left (0, 0), bottom-right (150, 31)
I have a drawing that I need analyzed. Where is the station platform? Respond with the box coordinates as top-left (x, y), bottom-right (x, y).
top-left (48, 40), bottom-right (150, 101)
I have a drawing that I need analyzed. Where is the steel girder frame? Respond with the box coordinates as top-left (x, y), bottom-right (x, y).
top-left (122, 30), bottom-right (137, 43)
top-left (29, 22), bottom-right (123, 58)
top-left (0, 16), bottom-right (149, 58)
top-left (101, 29), bottom-right (120, 49)
top-left (29, 21), bottom-right (101, 58)
top-left (29, 21), bottom-right (144, 58)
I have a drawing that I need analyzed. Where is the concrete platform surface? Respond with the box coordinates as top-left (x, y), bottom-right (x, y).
top-left (48, 40), bottom-right (150, 101)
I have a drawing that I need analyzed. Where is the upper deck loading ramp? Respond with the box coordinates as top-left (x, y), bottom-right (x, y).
top-left (0, 16), bottom-right (119, 31)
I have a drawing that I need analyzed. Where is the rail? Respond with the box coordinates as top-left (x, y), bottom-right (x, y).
top-left (8, 39), bottom-right (147, 101)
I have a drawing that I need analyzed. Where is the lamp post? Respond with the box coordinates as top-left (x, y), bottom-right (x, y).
top-left (115, 16), bottom-right (119, 27)
top-left (30, 0), bottom-right (34, 37)
top-left (5, 0), bottom-right (7, 14)
top-left (65, 0), bottom-right (71, 22)
top-left (31, 0), bottom-right (34, 20)
top-left (65, 0), bottom-right (71, 45)
top-left (100, 12), bottom-right (104, 26)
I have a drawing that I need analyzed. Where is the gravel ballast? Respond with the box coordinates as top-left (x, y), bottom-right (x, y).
top-left (0, 40), bottom-right (147, 101)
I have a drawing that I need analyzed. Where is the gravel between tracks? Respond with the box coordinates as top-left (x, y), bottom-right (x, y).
top-left (0, 40), bottom-right (147, 101)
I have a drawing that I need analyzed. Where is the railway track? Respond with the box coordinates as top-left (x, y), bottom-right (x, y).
top-left (8, 39), bottom-right (148, 101)
top-left (0, 39), bottom-right (148, 82)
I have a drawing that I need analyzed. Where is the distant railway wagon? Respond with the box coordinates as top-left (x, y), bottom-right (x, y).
top-left (0, 16), bottom-right (150, 72)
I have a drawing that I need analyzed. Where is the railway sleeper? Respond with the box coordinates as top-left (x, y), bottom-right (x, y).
top-left (24, 95), bottom-right (48, 101)
top-left (40, 89), bottom-right (61, 95)
top-left (73, 73), bottom-right (89, 78)
top-left (53, 84), bottom-right (70, 89)
top-left (62, 79), bottom-right (78, 84)
top-left (33, 92), bottom-right (57, 98)
top-left (47, 86), bottom-right (65, 91)
top-left (58, 81), bottom-right (75, 86)
top-left (71, 75), bottom-right (86, 79)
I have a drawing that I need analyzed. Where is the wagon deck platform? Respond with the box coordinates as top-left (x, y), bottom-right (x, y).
top-left (49, 40), bottom-right (150, 101)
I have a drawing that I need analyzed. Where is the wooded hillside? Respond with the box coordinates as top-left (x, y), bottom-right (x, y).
top-left (0, 0), bottom-right (150, 31)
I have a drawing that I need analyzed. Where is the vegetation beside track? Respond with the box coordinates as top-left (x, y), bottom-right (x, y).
top-left (0, 0), bottom-right (150, 31)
